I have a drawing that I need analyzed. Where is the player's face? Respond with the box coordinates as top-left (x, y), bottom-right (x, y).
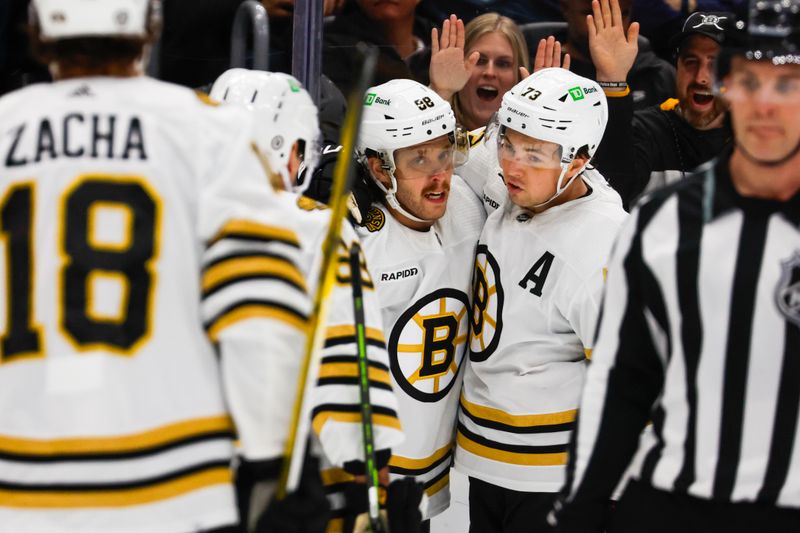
top-left (356, 0), bottom-right (420, 21)
top-left (460, 32), bottom-right (517, 130)
top-left (392, 135), bottom-right (454, 221)
top-left (676, 35), bottom-right (728, 128)
top-left (725, 59), bottom-right (800, 164)
top-left (498, 129), bottom-right (564, 209)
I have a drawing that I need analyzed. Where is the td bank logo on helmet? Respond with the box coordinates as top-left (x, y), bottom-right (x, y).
top-left (364, 93), bottom-right (391, 106)
top-left (568, 86), bottom-right (598, 101)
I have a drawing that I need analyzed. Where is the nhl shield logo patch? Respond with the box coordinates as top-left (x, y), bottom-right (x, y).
top-left (776, 251), bottom-right (800, 327)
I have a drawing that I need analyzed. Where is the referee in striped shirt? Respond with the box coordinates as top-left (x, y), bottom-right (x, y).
top-left (549, 2), bottom-right (800, 532)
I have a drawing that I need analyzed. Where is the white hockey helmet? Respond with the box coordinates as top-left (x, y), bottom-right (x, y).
top-left (489, 68), bottom-right (608, 207)
top-left (356, 79), bottom-right (469, 222)
top-left (31, 0), bottom-right (158, 40)
top-left (210, 68), bottom-right (322, 193)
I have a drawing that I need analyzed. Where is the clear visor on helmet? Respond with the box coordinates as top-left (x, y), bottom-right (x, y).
top-left (719, 65), bottom-right (800, 104)
top-left (495, 126), bottom-right (563, 170)
top-left (392, 127), bottom-right (469, 177)
top-left (451, 124), bottom-right (470, 166)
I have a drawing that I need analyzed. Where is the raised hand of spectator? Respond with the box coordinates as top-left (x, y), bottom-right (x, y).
top-left (429, 14), bottom-right (480, 101)
top-left (533, 36), bottom-right (571, 73)
top-left (587, 0), bottom-right (639, 82)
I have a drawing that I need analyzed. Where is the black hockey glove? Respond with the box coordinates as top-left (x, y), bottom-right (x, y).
top-left (340, 449), bottom-right (391, 532)
top-left (385, 478), bottom-right (425, 533)
top-left (237, 454), bottom-right (330, 533)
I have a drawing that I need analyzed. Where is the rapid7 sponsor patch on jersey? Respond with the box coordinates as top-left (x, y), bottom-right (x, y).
top-left (380, 266), bottom-right (420, 282)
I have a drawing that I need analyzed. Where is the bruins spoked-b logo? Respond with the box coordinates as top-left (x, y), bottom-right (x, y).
top-left (389, 289), bottom-right (470, 402)
top-left (470, 245), bottom-right (504, 362)
top-left (776, 251), bottom-right (800, 327)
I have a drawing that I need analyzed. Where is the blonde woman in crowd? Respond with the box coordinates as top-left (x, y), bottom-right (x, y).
top-left (429, 13), bottom-right (531, 131)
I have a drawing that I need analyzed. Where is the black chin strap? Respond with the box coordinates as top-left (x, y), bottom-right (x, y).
top-left (736, 139), bottom-right (800, 167)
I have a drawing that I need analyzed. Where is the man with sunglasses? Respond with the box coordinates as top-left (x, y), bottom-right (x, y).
top-left (549, 2), bottom-right (800, 532)
top-left (453, 68), bottom-right (626, 532)
top-left (354, 79), bottom-right (486, 528)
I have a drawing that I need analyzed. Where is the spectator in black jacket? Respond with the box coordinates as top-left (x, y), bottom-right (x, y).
top-left (560, 0), bottom-right (676, 109)
top-left (322, 0), bottom-right (433, 97)
top-left (590, 4), bottom-right (735, 209)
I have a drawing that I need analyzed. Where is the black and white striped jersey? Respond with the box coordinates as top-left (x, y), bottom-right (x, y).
top-left (552, 150), bottom-right (800, 531)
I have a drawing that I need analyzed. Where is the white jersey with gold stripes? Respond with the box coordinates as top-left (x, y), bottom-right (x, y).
top-left (455, 169), bottom-right (627, 493)
top-left (355, 175), bottom-right (485, 518)
top-left (276, 193), bottom-right (404, 532)
top-left (0, 77), bottom-right (310, 532)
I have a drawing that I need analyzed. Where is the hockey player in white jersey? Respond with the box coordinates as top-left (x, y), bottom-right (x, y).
top-left (454, 68), bottom-right (627, 532)
top-left (0, 2), bottom-right (320, 531)
top-left (208, 68), bottom-right (404, 533)
top-left (354, 79), bottom-right (486, 526)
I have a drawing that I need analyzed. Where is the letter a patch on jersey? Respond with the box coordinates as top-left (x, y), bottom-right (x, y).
top-left (519, 251), bottom-right (554, 297)
top-left (388, 289), bottom-right (470, 402)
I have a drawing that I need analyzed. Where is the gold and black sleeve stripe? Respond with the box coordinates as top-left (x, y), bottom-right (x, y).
top-left (0, 459), bottom-right (231, 508)
top-left (0, 416), bottom-right (235, 462)
top-left (459, 395), bottom-right (576, 435)
top-left (423, 466), bottom-right (450, 498)
top-left (311, 404), bottom-right (400, 436)
top-left (205, 299), bottom-right (309, 339)
top-left (317, 355), bottom-right (393, 391)
top-left (388, 443), bottom-right (452, 477)
top-left (456, 422), bottom-right (568, 466)
top-left (202, 250), bottom-right (307, 297)
top-left (324, 325), bottom-right (385, 350)
top-left (207, 219), bottom-right (300, 249)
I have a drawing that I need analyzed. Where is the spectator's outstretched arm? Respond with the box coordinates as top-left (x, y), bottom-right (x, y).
top-left (588, 0), bottom-right (639, 83)
top-left (587, 0), bottom-right (650, 208)
top-left (429, 14), bottom-right (479, 101)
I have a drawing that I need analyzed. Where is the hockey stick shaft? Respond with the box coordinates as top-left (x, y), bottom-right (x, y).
top-left (277, 43), bottom-right (379, 499)
top-left (349, 242), bottom-right (385, 532)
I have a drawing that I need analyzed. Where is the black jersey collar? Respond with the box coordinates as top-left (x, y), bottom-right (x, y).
top-left (710, 147), bottom-right (800, 227)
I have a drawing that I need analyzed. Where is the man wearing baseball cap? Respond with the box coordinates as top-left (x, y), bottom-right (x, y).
top-left (585, 0), bottom-right (735, 208)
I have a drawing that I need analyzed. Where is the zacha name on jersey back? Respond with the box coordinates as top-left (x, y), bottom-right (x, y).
top-left (3, 113), bottom-right (147, 166)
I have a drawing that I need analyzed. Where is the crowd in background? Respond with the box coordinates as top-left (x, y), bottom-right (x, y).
top-left (1, 0), bottom-right (746, 97)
